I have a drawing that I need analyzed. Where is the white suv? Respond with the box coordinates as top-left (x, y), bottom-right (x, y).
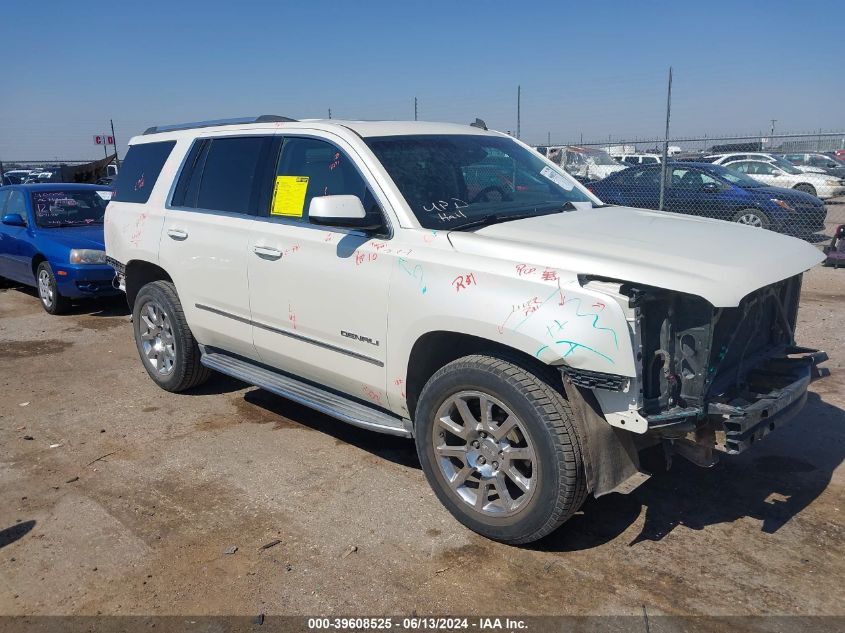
top-left (105, 115), bottom-right (827, 544)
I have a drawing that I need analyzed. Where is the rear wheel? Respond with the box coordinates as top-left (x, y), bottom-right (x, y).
top-left (415, 354), bottom-right (587, 544)
top-left (732, 208), bottom-right (771, 229)
top-left (133, 280), bottom-right (211, 392)
top-left (793, 183), bottom-right (816, 196)
top-left (36, 262), bottom-right (71, 315)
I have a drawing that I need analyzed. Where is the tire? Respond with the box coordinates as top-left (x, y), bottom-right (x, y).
top-left (794, 183), bottom-right (817, 196)
top-left (414, 354), bottom-right (587, 544)
top-left (36, 262), bottom-right (71, 315)
top-left (732, 208), bottom-right (771, 229)
top-left (133, 280), bottom-right (211, 392)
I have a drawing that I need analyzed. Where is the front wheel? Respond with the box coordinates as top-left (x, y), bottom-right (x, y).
top-left (415, 354), bottom-right (587, 544)
top-left (133, 280), bottom-right (211, 392)
top-left (793, 183), bottom-right (817, 196)
top-left (36, 262), bottom-right (71, 315)
top-left (732, 208), bottom-right (771, 229)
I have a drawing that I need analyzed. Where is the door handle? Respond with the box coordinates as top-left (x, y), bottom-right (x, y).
top-left (252, 245), bottom-right (283, 260)
top-left (167, 228), bottom-right (188, 241)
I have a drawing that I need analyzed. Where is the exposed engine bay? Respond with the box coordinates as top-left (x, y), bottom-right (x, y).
top-left (624, 274), bottom-right (828, 467)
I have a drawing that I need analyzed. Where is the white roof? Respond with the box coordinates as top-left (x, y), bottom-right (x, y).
top-left (132, 118), bottom-right (499, 144)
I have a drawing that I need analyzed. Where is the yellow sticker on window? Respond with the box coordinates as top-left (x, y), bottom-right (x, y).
top-left (270, 176), bottom-right (309, 217)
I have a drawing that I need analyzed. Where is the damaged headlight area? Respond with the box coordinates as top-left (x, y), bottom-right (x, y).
top-left (621, 274), bottom-right (827, 467)
top-left (69, 249), bottom-right (107, 265)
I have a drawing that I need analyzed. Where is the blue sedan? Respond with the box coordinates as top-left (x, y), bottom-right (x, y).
top-left (0, 183), bottom-right (120, 314)
top-left (588, 162), bottom-right (827, 235)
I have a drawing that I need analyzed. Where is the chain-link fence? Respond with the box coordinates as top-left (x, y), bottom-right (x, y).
top-left (1, 157), bottom-right (118, 185)
top-left (535, 132), bottom-right (845, 241)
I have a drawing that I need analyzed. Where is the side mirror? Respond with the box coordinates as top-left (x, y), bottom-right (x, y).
top-left (702, 182), bottom-right (720, 193)
top-left (309, 195), bottom-right (382, 230)
top-left (1, 213), bottom-right (26, 227)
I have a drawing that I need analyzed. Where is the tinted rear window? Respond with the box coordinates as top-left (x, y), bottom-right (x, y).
top-left (112, 141), bottom-right (176, 203)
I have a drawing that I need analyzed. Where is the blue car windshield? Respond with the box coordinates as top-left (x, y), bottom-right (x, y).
top-left (365, 134), bottom-right (592, 230)
top-left (31, 190), bottom-right (109, 228)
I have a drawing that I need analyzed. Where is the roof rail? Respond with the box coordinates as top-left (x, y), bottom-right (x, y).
top-left (143, 115), bottom-right (298, 135)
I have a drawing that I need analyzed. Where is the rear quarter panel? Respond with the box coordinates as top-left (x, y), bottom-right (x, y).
top-left (104, 139), bottom-right (190, 268)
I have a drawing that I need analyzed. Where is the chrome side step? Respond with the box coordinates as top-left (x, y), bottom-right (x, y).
top-left (200, 350), bottom-right (413, 438)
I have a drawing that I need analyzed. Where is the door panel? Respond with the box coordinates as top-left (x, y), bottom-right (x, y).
top-left (159, 210), bottom-right (258, 359)
top-left (0, 190), bottom-right (34, 283)
top-left (246, 134), bottom-right (392, 404)
top-left (248, 221), bottom-right (392, 402)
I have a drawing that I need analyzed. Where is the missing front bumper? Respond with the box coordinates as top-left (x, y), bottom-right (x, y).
top-left (708, 350), bottom-right (828, 454)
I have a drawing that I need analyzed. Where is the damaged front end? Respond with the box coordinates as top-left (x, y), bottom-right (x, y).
top-left (626, 274), bottom-right (828, 467)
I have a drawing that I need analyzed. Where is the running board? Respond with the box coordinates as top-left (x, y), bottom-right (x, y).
top-left (200, 350), bottom-right (413, 438)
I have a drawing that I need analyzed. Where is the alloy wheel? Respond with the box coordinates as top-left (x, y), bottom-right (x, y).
top-left (138, 300), bottom-right (176, 375)
top-left (431, 391), bottom-right (537, 517)
top-left (38, 269), bottom-right (54, 308)
top-left (736, 212), bottom-right (763, 227)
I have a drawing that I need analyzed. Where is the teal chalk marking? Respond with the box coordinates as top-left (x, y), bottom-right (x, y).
top-left (535, 340), bottom-right (615, 364)
top-left (513, 289), bottom-right (619, 351)
top-left (398, 258), bottom-right (426, 294)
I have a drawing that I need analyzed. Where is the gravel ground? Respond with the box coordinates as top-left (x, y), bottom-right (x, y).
top-left (0, 205), bottom-right (843, 617)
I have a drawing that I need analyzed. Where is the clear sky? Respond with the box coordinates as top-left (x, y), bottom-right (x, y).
top-left (1, 0), bottom-right (843, 160)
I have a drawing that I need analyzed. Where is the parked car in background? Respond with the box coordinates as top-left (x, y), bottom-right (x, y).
top-left (610, 153), bottom-right (662, 165)
top-left (547, 145), bottom-right (626, 182)
top-left (588, 162), bottom-right (827, 234)
top-left (781, 153), bottom-right (845, 179)
top-left (724, 159), bottom-right (845, 199)
top-left (0, 183), bottom-right (119, 313)
top-left (706, 152), bottom-right (826, 174)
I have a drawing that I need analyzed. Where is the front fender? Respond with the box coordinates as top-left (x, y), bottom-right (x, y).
top-left (385, 247), bottom-right (636, 416)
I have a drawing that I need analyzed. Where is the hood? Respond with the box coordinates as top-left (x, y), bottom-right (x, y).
top-left (35, 224), bottom-right (106, 250)
top-left (448, 206), bottom-right (823, 307)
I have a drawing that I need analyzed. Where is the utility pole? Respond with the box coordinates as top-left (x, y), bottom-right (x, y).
top-left (770, 119), bottom-right (777, 138)
top-left (658, 66), bottom-right (673, 212)
top-left (516, 85), bottom-right (521, 140)
top-left (328, 108), bottom-right (332, 119)
top-left (547, 131), bottom-right (551, 145)
top-left (110, 119), bottom-right (120, 168)
top-left (414, 97), bottom-right (418, 121)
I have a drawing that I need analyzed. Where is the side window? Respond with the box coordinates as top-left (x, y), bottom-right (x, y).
top-left (112, 141), bottom-right (176, 203)
top-left (0, 190), bottom-right (10, 213)
top-left (171, 139), bottom-right (210, 208)
top-left (641, 156), bottom-right (658, 164)
top-left (271, 137), bottom-right (371, 223)
top-left (729, 162), bottom-right (750, 174)
top-left (754, 163), bottom-right (776, 175)
top-left (4, 191), bottom-right (26, 222)
top-left (194, 136), bottom-right (276, 214)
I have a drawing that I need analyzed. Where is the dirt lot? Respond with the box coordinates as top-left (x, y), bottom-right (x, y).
top-left (1, 206), bottom-right (843, 617)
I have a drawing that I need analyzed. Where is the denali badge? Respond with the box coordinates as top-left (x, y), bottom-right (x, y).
top-left (341, 330), bottom-right (380, 346)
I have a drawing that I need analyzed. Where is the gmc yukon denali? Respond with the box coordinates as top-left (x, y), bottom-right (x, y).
top-left (105, 115), bottom-right (828, 544)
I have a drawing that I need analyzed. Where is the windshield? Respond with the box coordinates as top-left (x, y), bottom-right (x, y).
top-left (771, 157), bottom-right (802, 174)
top-left (706, 164), bottom-right (766, 188)
top-left (579, 148), bottom-right (621, 166)
top-left (365, 134), bottom-right (592, 230)
top-left (31, 190), bottom-right (110, 228)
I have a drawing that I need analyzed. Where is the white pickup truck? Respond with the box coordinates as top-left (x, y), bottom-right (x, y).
top-left (105, 115), bottom-right (827, 544)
